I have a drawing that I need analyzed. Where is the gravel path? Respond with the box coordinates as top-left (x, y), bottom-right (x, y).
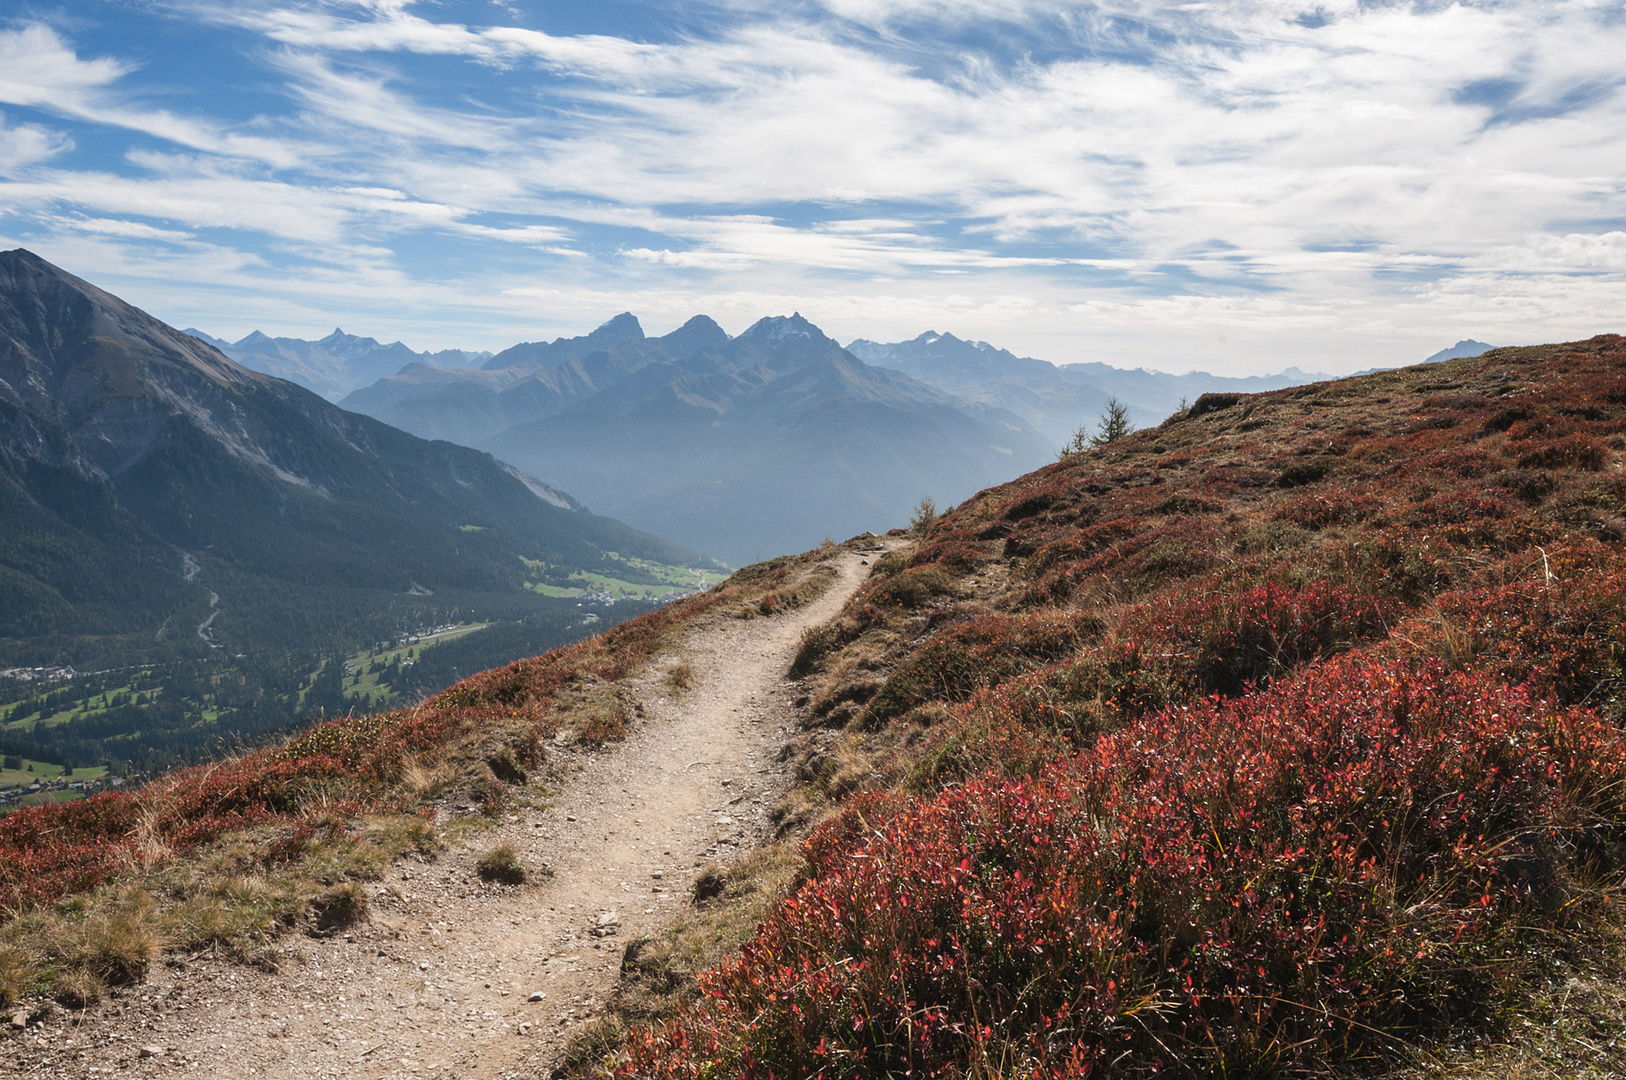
top-left (3, 549), bottom-right (876, 1080)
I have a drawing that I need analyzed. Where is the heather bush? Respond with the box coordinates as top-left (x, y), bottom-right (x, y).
top-left (865, 566), bottom-right (957, 610)
top-left (619, 660), bottom-right (1626, 1079)
top-left (1273, 490), bottom-right (1380, 530)
top-left (860, 613), bottom-right (1089, 726)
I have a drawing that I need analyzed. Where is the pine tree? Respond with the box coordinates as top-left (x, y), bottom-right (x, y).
top-left (1058, 397), bottom-right (1136, 459)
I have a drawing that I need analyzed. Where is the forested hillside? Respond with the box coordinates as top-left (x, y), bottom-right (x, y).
top-left (0, 250), bottom-right (718, 775)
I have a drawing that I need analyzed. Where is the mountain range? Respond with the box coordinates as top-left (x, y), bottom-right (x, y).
top-left (341, 313), bottom-right (1055, 563)
top-left (845, 331), bottom-right (1326, 444)
top-left (185, 327), bottom-right (491, 401)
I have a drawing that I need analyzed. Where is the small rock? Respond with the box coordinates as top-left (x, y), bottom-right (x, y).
top-left (9, 1010), bottom-right (26, 1030)
top-left (650, 870), bottom-right (663, 879)
top-left (528, 991), bottom-right (546, 1002)
top-left (139, 1046), bottom-right (166, 1059)
top-left (597, 911), bottom-right (619, 926)
top-left (518, 1021), bottom-right (534, 1034)
top-left (565, 815), bottom-right (577, 822)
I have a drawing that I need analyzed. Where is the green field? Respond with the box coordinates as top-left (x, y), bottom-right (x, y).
top-left (0, 759), bottom-right (108, 786)
top-left (333, 623), bottom-right (491, 709)
top-left (3, 679), bottom-right (160, 732)
top-left (521, 552), bottom-right (718, 599)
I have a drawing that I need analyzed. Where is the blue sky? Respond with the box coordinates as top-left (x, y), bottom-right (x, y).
top-left (1, 1), bottom-right (1623, 375)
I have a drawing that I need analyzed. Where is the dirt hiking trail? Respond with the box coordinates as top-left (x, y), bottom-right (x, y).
top-left (6, 548), bottom-right (880, 1080)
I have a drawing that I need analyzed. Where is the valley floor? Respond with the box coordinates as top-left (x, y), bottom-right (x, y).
top-left (1, 550), bottom-right (877, 1080)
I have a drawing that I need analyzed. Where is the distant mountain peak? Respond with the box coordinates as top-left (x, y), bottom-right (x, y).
top-left (1424, 339), bottom-right (1495, 364)
top-left (592, 312), bottom-right (645, 342)
top-left (482, 312), bottom-right (646, 371)
top-left (741, 313), bottom-right (827, 345)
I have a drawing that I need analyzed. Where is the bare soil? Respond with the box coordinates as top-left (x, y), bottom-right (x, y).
top-left (1, 548), bottom-right (879, 1080)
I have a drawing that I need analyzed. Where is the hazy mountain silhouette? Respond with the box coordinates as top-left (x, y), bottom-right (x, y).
top-left (1423, 339), bottom-right (1495, 364)
top-left (185, 327), bottom-right (491, 401)
top-left (846, 331), bottom-right (1325, 443)
top-left (342, 313), bottom-right (1053, 563)
top-left (342, 316), bottom-right (730, 445)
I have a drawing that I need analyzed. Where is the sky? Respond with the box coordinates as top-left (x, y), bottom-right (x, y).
top-left (1, 0), bottom-right (1624, 376)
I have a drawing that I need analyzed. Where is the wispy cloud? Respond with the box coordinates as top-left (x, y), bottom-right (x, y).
top-left (0, 114), bottom-right (73, 173)
top-left (0, 24), bottom-right (307, 167)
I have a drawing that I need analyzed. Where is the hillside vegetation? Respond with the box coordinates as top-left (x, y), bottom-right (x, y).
top-left (6, 335), bottom-right (1626, 1078)
top-left (0, 551), bottom-right (837, 1006)
top-left (606, 336), bottom-right (1626, 1078)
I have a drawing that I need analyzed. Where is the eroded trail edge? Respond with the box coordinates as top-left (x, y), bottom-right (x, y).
top-left (12, 550), bottom-right (877, 1080)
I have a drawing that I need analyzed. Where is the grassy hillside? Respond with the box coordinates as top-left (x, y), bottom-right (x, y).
top-left (0, 549), bottom-right (839, 1005)
top-left (603, 336), bottom-right (1626, 1078)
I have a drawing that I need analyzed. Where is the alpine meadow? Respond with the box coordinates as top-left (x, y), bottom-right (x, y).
top-left (2, 2), bottom-right (1626, 1079)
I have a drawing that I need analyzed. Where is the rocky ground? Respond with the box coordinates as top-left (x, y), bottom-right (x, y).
top-left (1, 547), bottom-right (881, 1080)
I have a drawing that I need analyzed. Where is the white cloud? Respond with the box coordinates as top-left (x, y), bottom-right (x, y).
top-left (0, 115), bottom-right (72, 172)
top-left (1, 1), bottom-right (1622, 375)
top-left (54, 216), bottom-right (195, 242)
top-left (0, 24), bottom-right (307, 167)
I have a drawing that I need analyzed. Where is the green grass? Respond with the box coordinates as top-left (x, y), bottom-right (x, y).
top-left (1, 759), bottom-right (113, 808)
top-left (521, 552), bottom-right (719, 600)
top-left (335, 623), bottom-right (491, 708)
top-left (0, 760), bottom-right (108, 786)
top-left (2, 676), bottom-right (160, 732)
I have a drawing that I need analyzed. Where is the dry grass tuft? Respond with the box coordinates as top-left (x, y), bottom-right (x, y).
top-left (311, 881), bottom-right (369, 933)
top-left (400, 757), bottom-right (457, 797)
top-left (665, 663), bottom-right (693, 693)
top-left (476, 843), bottom-right (526, 885)
top-left (53, 887), bottom-right (163, 1003)
top-left (0, 943), bottom-right (30, 1006)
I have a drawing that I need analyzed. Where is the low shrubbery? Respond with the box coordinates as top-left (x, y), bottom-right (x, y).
top-left (603, 338), bottom-right (1626, 1080)
top-left (621, 660), bottom-right (1626, 1079)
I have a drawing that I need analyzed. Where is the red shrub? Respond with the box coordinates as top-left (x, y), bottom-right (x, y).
top-left (1515, 434), bottom-right (1611, 471)
top-left (1273, 491), bottom-right (1379, 530)
top-left (908, 541), bottom-right (990, 573)
top-left (620, 660), bottom-right (1626, 1079)
top-left (1117, 580), bottom-right (1397, 699)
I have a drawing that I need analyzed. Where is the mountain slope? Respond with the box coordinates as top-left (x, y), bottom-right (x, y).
top-left (615, 334), bottom-right (1626, 1079)
top-left (0, 249), bottom-right (716, 764)
top-left (481, 316), bottom-right (1052, 563)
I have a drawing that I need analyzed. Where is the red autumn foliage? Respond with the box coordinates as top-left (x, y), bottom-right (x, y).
top-left (621, 660), bottom-right (1626, 1078)
top-left (614, 337), bottom-right (1626, 1079)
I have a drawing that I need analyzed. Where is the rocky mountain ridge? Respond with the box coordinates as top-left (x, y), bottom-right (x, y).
top-left (342, 312), bottom-right (1054, 564)
top-left (185, 326), bottom-right (491, 401)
